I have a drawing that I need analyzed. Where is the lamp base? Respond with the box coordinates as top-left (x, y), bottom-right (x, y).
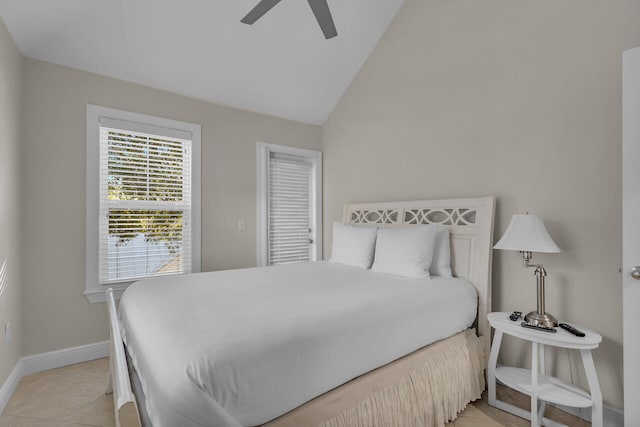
top-left (524, 311), bottom-right (558, 328)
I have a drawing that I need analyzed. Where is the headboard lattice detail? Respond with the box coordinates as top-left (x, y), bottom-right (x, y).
top-left (349, 208), bottom-right (477, 226)
top-left (404, 208), bottom-right (476, 225)
top-left (350, 209), bottom-right (399, 224)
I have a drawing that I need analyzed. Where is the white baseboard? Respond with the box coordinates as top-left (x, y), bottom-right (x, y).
top-left (552, 403), bottom-right (624, 427)
top-left (0, 359), bottom-right (23, 415)
top-left (0, 341), bottom-right (109, 414)
top-left (605, 406), bottom-right (625, 427)
top-left (21, 341), bottom-right (109, 377)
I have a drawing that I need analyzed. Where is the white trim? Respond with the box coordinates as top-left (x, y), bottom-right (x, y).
top-left (0, 341), bottom-right (109, 414)
top-left (256, 142), bottom-right (322, 267)
top-left (550, 403), bottom-right (623, 427)
top-left (21, 341), bottom-right (109, 377)
top-left (86, 104), bottom-right (201, 302)
top-left (0, 359), bottom-right (23, 414)
top-left (85, 282), bottom-right (128, 303)
top-left (257, 144), bottom-right (268, 267)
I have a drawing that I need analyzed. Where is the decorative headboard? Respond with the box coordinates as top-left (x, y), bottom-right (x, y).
top-left (343, 196), bottom-right (496, 356)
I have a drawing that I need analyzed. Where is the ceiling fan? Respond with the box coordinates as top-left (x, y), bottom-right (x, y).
top-left (241, 0), bottom-right (338, 39)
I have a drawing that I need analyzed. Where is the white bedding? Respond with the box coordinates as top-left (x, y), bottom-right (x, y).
top-left (119, 261), bottom-right (477, 427)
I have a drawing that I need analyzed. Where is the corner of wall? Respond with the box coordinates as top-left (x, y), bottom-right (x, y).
top-left (0, 15), bottom-right (24, 391)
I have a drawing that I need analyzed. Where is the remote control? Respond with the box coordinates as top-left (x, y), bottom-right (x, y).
top-left (559, 323), bottom-right (586, 337)
top-left (520, 321), bottom-right (556, 333)
top-left (509, 311), bottom-right (522, 321)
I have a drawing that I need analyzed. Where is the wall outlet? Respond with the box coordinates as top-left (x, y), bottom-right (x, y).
top-left (238, 219), bottom-right (246, 231)
top-left (4, 322), bottom-right (11, 344)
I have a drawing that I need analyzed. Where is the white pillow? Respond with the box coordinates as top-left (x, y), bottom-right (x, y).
top-left (371, 226), bottom-right (437, 279)
top-left (430, 227), bottom-right (453, 278)
top-left (329, 222), bottom-right (377, 269)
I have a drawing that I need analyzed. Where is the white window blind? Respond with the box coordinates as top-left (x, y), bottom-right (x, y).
top-left (98, 121), bottom-right (193, 284)
top-left (268, 153), bottom-right (312, 265)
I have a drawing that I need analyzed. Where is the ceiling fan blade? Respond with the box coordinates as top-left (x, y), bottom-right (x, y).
top-left (307, 0), bottom-right (337, 39)
top-left (241, 0), bottom-right (283, 25)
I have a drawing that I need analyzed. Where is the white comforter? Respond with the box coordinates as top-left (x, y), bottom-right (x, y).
top-left (119, 261), bottom-right (477, 427)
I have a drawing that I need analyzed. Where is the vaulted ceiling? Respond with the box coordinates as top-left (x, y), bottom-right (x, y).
top-left (0, 0), bottom-right (405, 124)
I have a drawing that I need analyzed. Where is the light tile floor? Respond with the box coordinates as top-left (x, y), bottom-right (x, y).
top-left (0, 358), bottom-right (590, 426)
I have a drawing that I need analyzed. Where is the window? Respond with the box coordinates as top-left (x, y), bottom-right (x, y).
top-left (86, 105), bottom-right (201, 302)
top-left (257, 143), bottom-right (322, 266)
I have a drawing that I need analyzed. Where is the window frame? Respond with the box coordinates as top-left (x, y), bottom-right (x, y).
top-left (256, 142), bottom-right (322, 267)
top-left (85, 105), bottom-right (201, 302)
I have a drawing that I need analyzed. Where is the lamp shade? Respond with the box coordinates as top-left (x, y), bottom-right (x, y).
top-left (494, 214), bottom-right (560, 253)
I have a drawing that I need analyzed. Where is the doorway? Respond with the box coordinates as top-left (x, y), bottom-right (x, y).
top-left (257, 142), bottom-right (322, 266)
top-left (623, 46), bottom-right (640, 427)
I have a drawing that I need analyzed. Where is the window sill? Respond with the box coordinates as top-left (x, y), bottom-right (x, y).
top-left (84, 283), bottom-right (129, 303)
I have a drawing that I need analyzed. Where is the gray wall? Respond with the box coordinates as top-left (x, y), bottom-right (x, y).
top-left (20, 58), bottom-right (321, 356)
top-left (322, 0), bottom-right (640, 409)
top-left (0, 19), bottom-right (22, 386)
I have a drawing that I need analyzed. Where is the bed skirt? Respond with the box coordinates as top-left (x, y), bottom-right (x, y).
top-left (262, 329), bottom-right (485, 427)
top-left (130, 329), bottom-right (484, 427)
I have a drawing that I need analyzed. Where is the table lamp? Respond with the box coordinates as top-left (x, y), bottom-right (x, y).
top-left (494, 214), bottom-right (561, 327)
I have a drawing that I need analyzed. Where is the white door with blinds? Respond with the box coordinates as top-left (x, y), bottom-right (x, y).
top-left (268, 154), bottom-right (312, 265)
top-left (258, 143), bottom-right (322, 267)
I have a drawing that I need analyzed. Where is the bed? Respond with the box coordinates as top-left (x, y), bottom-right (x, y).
top-left (106, 196), bottom-right (496, 427)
